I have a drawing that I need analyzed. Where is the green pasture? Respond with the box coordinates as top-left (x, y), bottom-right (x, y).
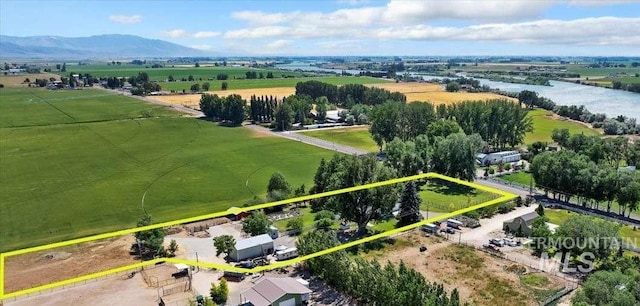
top-left (300, 127), bottom-right (379, 152)
top-left (0, 88), bottom-right (337, 252)
top-left (419, 178), bottom-right (498, 213)
top-left (525, 109), bottom-right (600, 144)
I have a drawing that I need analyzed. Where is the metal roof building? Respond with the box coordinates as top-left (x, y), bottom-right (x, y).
top-left (240, 277), bottom-right (312, 306)
top-left (230, 234), bottom-right (274, 262)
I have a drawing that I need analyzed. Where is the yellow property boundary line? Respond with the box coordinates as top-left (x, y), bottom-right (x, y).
top-left (0, 172), bottom-right (516, 300)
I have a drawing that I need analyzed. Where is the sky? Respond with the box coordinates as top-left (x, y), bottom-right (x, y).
top-left (1, 0), bottom-right (639, 56)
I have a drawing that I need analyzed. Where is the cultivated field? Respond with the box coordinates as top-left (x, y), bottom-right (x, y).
top-left (525, 109), bottom-right (600, 143)
top-left (160, 76), bottom-right (386, 92)
top-left (368, 82), bottom-right (517, 104)
top-left (155, 87), bottom-right (296, 108)
top-left (0, 88), bottom-right (337, 252)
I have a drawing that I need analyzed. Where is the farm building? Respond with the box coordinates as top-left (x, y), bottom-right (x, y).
top-left (240, 277), bottom-right (311, 306)
top-left (225, 206), bottom-right (251, 221)
top-left (476, 151), bottom-right (521, 166)
top-left (503, 212), bottom-right (539, 236)
top-left (230, 234), bottom-right (274, 262)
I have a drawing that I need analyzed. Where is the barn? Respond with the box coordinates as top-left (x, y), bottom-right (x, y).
top-left (230, 234), bottom-right (274, 262)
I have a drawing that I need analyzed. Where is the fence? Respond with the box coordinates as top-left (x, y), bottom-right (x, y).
top-left (540, 286), bottom-right (575, 306)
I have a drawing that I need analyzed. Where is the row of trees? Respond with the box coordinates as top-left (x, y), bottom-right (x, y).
top-left (369, 99), bottom-right (531, 150)
top-left (199, 93), bottom-right (245, 125)
top-left (531, 150), bottom-right (640, 216)
top-left (249, 95), bottom-right (282, 123)
top-left (295, 81), bottom-right (406, 107)
top-left (551, 128), bottom-right (640, 167)
top-left (296, 230), bottom-right (462, 305)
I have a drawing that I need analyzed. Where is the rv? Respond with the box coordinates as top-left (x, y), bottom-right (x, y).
top-left (446, 219), bottom-right (463, 229)
top-left (275, 247), bottom-right (298, 261)
top-left (421, 223), bottom-right (439, 234)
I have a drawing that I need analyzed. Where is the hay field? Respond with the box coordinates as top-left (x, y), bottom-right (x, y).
top-left (154, 87), bottom-right (295, 108)
top-left (367, 82), bottom-right (516, 104)
top-left (0, 73), bottom-right (60, 87)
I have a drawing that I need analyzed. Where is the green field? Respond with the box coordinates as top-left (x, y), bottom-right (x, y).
top-left (419, 179), bottom-right (498, 213)
top-left (55, 65), bottom-right (305, 81)
top-left (160, 76), bottom-right (386, 92)
top-left (0, 88), bottom-right (337, 252)
top-left (498, 172), bottom-right (534, 186)
top-left (301, 127), bottom-right (379, 152)
top-left (525, 109), bottom-right (600, 144)
top-left (567, 66), bottom-right (640, 77)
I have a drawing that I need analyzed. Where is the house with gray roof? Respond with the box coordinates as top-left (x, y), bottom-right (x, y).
top-left (240, 277), bottom-right (311, 306)
top-left (503, 212), bottom-right (539, 236)
top-left (230, 234), bottom-right (274, 262)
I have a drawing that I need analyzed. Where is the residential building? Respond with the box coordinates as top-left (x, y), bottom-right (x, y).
top-left (503, 212), bottom-right (539, 236)
top-left (477, 151), bottom-right (521, 166)
top-left (240, 277), bottom-right (311, 306)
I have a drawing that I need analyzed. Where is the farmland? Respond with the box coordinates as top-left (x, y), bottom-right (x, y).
top-left (525, 109), bottom-right (600, 144)
top-left (368, 82), bottom-right (516, 104)
top-left (0, 88), bottom-right (337, 252)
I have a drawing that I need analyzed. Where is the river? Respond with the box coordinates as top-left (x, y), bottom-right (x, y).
top-left (276, 62), bottom-right (640, 120)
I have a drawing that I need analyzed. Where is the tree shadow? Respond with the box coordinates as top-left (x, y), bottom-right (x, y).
top-left (426, 178), bottom-right (477, 196)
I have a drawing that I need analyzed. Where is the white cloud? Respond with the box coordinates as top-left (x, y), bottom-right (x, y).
top-left (108, 15), bottom-right (142, 24)
top-left (193, 31), bottom-right (221, 38)
top-left (190, 44), bottom-right (213, 50)
top-left (162, 29), bottom-right (221, 39)
top-left (265, 39), bottom-right (293, 49)
top-left (375, 17), bottom-right (640, 46)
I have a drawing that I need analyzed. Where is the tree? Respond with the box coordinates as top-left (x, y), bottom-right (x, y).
top-left (274, 102), bottom-right (294, 131)
top-left (188, 75), bottom-right (194, 81)
top-left (551, 128), bottom-right (571, 147)
top-left (210, 279), bottom-right (229, 304)
top-left (555, 215), bottom-right (621, 262)
top-left (221, 81), bottom-right (228, 90)
top-left (445, 82), bottom-right (460, 92)
top-left (242, 211), bottom-right (272, 236)
top-left (199, 93), bottom-right (224, 119)
top-left (573, 270), bottom-right (639, 305)
top-left (267, 172), bottom-right (291, 200)
top-left (315, 96), bottom-right (328, 122)
top-left (518, 90), bottom-right (538, 108)
top-left (431, 133), bottom-right (485, 181)
top-left (286, 218), bottom-right (303, 233)
top-left (195, 62), bottom-right (200, 68)
top-left (530, 216), bottom-right (552, 256)
top-left (190, 83), bottom-right (200, 92)
top-left (202, 82), bottom-right (210, 91)
top-left (315, 218), bottom-right (333, 230)
top-left (310, 154), bottom-right (400, 234)
top-left (426, 119), bottom-right (462, 139)
top-left (167, 239), bottom-right (178, 257)
top-left (213, 235), bottom-right (235, 257)
top-left (167, 75), bottom-right (175, 82)
top-left (225, 94), bottom-right (245, 126)
top-left (397, 181), bottom-right (422, 227)
top-left (134, 215), bottom-right (166, 259)
top-left (536, 203), bottom-right (545, 217)
top-left (617, 179), bottom-right (640, 217)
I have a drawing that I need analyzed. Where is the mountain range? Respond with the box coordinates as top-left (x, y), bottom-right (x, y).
top-left (0, 34), bottom-right (206, 59)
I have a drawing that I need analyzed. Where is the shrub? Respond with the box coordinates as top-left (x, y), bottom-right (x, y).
top-left (488, 168), bottom-right (496, 175)
top-left (505, 163), bottom-right (512, 171)
top-left (497, 202), bottom-right (516, 214)
top-left (314, 210), bottom-right (335, 221)
top-left (286, 218), bottom-right (303, 233)
top-left (464, 210), bottom-right (480, 220)
top-left (315, 218), bottom-right (333, 230)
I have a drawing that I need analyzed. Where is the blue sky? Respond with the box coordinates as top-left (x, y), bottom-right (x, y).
top-left (1, 0), bottom-right (639, 56)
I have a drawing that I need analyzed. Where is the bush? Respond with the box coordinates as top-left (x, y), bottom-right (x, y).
top-left (314, 210), bottom-right (335, 221)
top-left (497, 202), bottom-right (516, 214)
top-left (505, 163), bottom-right (512, 171)
top-left (315, 218), bottom-right (333, 230)
top-left (488, 168), bottom-right (496, 175)
top-left (286, 218), bottom-right (303, 233)
top-left (345, 115), bottom-right (355, 125)
top-left (464, 210), bottom-right (480, 220)
top-left (478, 205), bottom-right (498, 218)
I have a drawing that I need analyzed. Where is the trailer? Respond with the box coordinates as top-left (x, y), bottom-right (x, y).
top-left (446, 219), bottom-right (463, 229)
top-left (275, 247), bottom-right (298, 261)
top-left (421, 223), bottom-right (439, 233)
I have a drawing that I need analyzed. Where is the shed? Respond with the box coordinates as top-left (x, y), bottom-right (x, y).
top-left (226, 206), bottom-right (251, 221)
top-left (230, 234), bottom-right (274, 262)
top-left (503, 212), bottom-right (539, 236)
top-left (240, 277), bottom-right (311, 306)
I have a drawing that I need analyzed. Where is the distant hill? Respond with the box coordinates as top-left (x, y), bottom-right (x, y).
top-left (0, 34), bottom-right (205, 59)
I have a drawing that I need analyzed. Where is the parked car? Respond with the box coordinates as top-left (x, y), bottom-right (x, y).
top-left (489, 238), bottom-right (505, 247)
top-left (441, 227), bottom-right (456, 234)
top-left (504, 239), bottom-right (519, 247)
top-left (482, 244), bottom-right (502, 253)
top-left (235, 261), bottom-right (257, 269)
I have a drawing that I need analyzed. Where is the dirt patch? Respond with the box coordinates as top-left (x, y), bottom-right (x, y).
top-left (248, 127), bottom-right (275, 138)
top-left (366, 82), bottom-right (517, 105)
top-left (368, 231), bottom-right (570, 306)
top-left (4, 235), bottom-right (138, 294)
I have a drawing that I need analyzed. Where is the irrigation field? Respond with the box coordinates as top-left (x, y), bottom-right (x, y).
top-left (0, 88), bottom-right (337, 252)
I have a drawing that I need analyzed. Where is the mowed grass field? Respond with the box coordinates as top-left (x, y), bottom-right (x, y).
top-left (525, 109), bottom-right (600, 144)
top-left (0, 88), bottom-right (337, 252)
top-left (419, 179), bottom-right (498, 213)
top-left (300, 127), bottom-right (379, 152)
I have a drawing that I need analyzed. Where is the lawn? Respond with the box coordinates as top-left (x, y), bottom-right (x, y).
top-left (301, 127), bottom-right (379, 152)
top-left (497, 171), bottom-right (534, 187)
top-left (160, 76), bottom-right (385, 92)
top-left (0, 88), bottom-right (338, 252)
top-left (525, 109), bottom-right (600, 144)
top-left (419, 178), bottom-right (498, 213)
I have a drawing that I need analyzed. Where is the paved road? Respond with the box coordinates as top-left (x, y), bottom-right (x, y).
top-left (244, 124), bottom-right (369, 156)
